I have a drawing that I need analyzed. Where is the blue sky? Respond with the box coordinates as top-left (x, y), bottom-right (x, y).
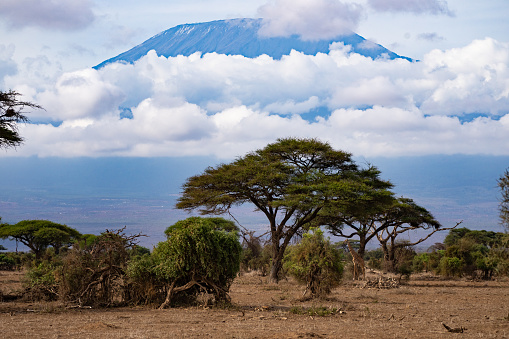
top-left (0, 1), bottom-right (508, 247)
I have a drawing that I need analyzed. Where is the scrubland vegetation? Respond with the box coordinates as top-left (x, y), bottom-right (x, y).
top-left (1, 138), bottom-right (509, 337)
top-left (1, 218), bottom-right (508, 308)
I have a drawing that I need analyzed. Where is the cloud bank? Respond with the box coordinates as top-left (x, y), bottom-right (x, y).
top-left (256, 0), bottom-right (454, 41)
top-left (0, 44), bottom-right (17, 86)
top-left (367, 0), bottom-right (454, 16)
top-left (0, 0), bottom-right (95, 31)
top-left (4, 38), bottom-right (509, 159)
top-left (258, 0), bottom-right (364, 40)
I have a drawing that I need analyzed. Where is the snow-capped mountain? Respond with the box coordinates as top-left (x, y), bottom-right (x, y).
top-left (95, 18), bottom-right (411, 68)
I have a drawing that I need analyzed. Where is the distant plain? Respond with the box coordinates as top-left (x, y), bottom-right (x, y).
top-left (1, 155), bottom-right (507, 250)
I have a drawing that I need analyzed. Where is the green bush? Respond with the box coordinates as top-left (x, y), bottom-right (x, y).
top-left (438, 256), bottom-right (464, 277)
top-left (129, 217), bottom-right (242, 308)
top-left (412, 253), bottom-right (430, 273)
top-left (125, 252), bottom-right (163, 305)
top-left (23, 260), bottom-right (61, 300)
top-left (283, 228), bottom-right (343, 298)
top-left (0, 253), bottom-right (16, 270)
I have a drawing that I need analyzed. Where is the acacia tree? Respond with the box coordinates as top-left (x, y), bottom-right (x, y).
top-left (0, 220), bottom-right (81, 259)
top-left (0, 90), bottom-right (41, 149)
top-left (316, 166), bottom-right (395, 258)
top-left (373, 197), bottom-right (455, 272)
top-left (498, 169), bottom-right (509, 232)
top-left (176, 138), bottom-right (362, 282)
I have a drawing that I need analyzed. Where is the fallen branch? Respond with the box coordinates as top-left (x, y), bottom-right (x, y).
top-left (442, 322), bottom-right (466, 333)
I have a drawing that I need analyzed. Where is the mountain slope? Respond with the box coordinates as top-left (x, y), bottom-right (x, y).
top-left (95, 18), bottom-right (411, 68)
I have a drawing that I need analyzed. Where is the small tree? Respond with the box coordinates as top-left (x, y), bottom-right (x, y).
top-left (0, 90), bottom-right (41, 149)
top-left (283, 228), bottom-right (343, 298)
top-left (373, 198), bottom-right (457, 272)
top-left (0, 220), bottom-right (81, 259)
top-left (147, 217), bottom-right (242, 308)
top-left (498, 169), bottom-right (509, 232)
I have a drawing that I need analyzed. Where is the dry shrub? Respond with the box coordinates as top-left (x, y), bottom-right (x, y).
top-left (283, 228), bottom-right (343, 298)
top-left (59, 227), bottom-right (142, 307)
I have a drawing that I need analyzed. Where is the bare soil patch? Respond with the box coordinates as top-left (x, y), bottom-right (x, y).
top-left (1, 270), bottom-right (508, 338)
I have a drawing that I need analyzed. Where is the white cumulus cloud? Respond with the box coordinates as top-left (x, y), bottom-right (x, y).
top-left (257, 0), bottom-right (364, 40)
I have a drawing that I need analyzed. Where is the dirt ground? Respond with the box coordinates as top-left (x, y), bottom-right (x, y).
top-left (1, 270), bottom-right (508, 338)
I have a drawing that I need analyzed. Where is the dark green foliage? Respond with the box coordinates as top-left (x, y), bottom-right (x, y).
top-left (79, 234), bottom-right (99, 247)
top-left (129, 217), bottom-right (242, 308)
top-left (283, 228), bottom-right (343, 298)
top-left (125, 251), bottom-right (163, 305)
top-left (438, 256), bottom-right (464, 277)
top-left (2, 251), bottom-right (35, 270)
top-left (419, 228), bottom-right (509, 279)
top-left (0, 90), bottom-right (41, 149)
top-left (0, 253), bottom-right (16, 270)
top-left (444, 228), bottom-right (501, 248)
top-left (0, 220), bottom-right (81, 259)
top-left (412, 253), bottom-right (431, 273)
top-left (375, 198), bottom-right (442, 273)
top-left (129, 245), bottom-right (151, 257)
top-left (164, 216), bottom-right (239, 238)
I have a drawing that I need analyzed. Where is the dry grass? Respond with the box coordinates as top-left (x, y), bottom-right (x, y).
top-left (1, 270), bottom-right (508, 338)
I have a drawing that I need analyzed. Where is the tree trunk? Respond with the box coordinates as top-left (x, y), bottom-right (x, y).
top-left (269, 247), bottom-right (284, 282)
top-left (358, 235), bottom-right (367, 258)
top-left (380, 240), bottom-right (393, 272)
top-left (269, 260), bottom-right (281, 283)
top-left (269, 237), bottom-right (287, 283)
top-left (387, 236), bottom-right (397, 273)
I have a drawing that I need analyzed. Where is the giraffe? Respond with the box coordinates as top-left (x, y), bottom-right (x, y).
top-left (344, 239), bottom-right (366, 280)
